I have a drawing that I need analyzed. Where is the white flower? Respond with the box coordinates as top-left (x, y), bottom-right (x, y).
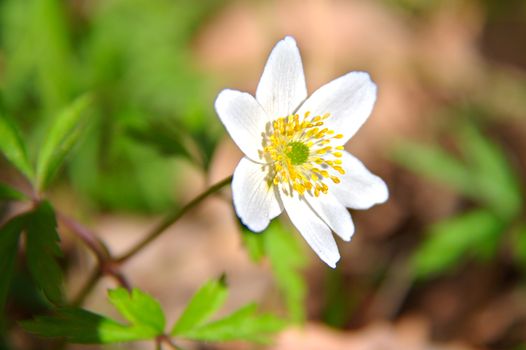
top-left (215, 36), bottom-right (388, 268)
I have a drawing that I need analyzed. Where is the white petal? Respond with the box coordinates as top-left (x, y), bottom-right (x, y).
top-left (331, 151), bottom-right (389, 210)
top-left (281, 194), bottom-right (340, 268)
top-left (215, 89), bottom-right (268, 161)
top-left (305, 193), bottom-right (355, 242)
top-left (297, 71), bottom-right (377, 143)
top-left (256, 36), bottom-right (307, 119)
top-left (232, 157), bottom-right (283, 232)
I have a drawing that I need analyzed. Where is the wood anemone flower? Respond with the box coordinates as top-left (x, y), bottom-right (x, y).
top-left (215, 36), bottom-right (388, 268)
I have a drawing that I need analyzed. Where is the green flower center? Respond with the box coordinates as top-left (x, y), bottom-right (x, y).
top-left (286, 141), bottom-right (309, 165)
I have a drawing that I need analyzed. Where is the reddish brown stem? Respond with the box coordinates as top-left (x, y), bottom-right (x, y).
top-left (57, 211), bottom-right (111, 263)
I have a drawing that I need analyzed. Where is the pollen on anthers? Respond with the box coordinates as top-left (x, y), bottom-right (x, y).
top-left (260, 111), bottom-right (346, 197)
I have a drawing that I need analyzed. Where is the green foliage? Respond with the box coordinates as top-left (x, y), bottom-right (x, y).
top-left (412, 209), bottom-right (504, 278)
top-left (23, 282), bottom-right (284, 345)
top-left (24, 201), bottom-right (64, 305)
top-left (512, 224), bottom-right (526, 271)
top-left (393, 141), bottom-right (476, 196)
top-left (22, 306), bottom-right (157, 343)
top-left (242, 227), bottom-right (266, 262)
top-left (0, 0), bottom-right (73, 116)
top-left (457, 122), bottom-right (522, 219)
top-left (263, 222), bottom-right (308, 323)
top-left (1, 0), bottom-right (223, 211)
top-left (0, 183), bottom-right (26, 201)
top-left (393, 121), bottom-right (522, 220)
top-left (0, 201), bottom-right (65, 309)
top-left (395, 118), bottom-right (523, 279)
top-left (172, 277), bottom-right (285, 343)
top-left (36, 95), bottom-right (92, 191)
top-left (323, 269), bottom-right (353, 328)
top-left (171, 277), bottom-right (228, 335)
top-left (126, 117), bottom-right (209, 168)
top-left (108, 288), bottom-right (165, 335)
top-left (23, 288), bottom-right (166, 343)
top-left (0, 114), bottom-right (34, 180)
top-left (243, 221), bottom-right (307, 322)
top-left (0, 217), bottom-right (24, 315)
top-left (181, 303), bottom-right (285, 343)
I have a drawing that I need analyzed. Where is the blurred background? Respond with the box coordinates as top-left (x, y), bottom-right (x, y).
top-left (1, 0), bottom-right (526, 349)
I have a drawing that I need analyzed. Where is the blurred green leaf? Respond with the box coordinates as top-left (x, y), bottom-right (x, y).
top-left (512, 223), bottom-right (526, 271)
top-left (412, 209), bottom-right (504, 278)
top-left (393, 120), bottom-right (523, 222)
top-left (242, 226), bottom-right (266, 262)
top-left (71, 125), bottom-right (177, 212)
top-left (36, 94), bottom-right (92, 191)
top-left (85, 0), bottom-right (219, 131)
top-left (171, 277), bottom-right (228, 336)
top-left (25, 201), bottom-right (64, 304)
top-left (392, 141), bottom-right (478, 197)
top-left (0, 216), bottom-right (23, 315)
top-left (32, 0), bottom-right (74, 115)
top-left (126, 117), bottom-right (204, 167)
top-left (263, 222), bottom-right (307, 323)
top-left (182, 303), bottom-right (285, 343)
top-left (22, 307), bottom-right (154, 343)
top-left (323, 269), bottom-right (353, 328)
top-left (0, 183), bottom-right (26, 201)
top-left (23, 287), bottom-right (167, 343)
top-left (0, 114), bottom-right (34, 180)
top-left (108, 288), bottom-right (165, 335)
top-left (1, 0), bottom-right (73, 116)
top-left (457, 122), bottom-right (522, 219)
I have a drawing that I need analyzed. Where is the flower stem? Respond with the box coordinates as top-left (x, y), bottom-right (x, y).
top-left (57, 211), bottom-right (111, 263)
top-left (116, 175), bottom-right (233, 263)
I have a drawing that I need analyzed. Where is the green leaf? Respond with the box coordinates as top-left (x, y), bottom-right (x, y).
top-left (393, 121), bottom-right (523, 221)
top-left (36, 94), bottom-right (92, 190)
top-left (171, 277), bottom-right (228, 336)
top-left (412, 209), bottom-right (504, 278)
top-left (183, 303), bottom-right (285, 343)
top-left (108, 288), bottom-right (165, 335)
top-left (263, 222), bottom-right (307, 323)
top-left (0, 183), bottom-right (26, 201)
top-left (126, 118), bottom-right (202, 165)
top-left (0, 216), bottom-right (24, 314)
top-left (22, 307), bottom-right (152, 343)
top-left (24, 201), bottom-right (64, 304)
top-left (512, 223), bottom-right (526, 271)
top-left (392, 141), bottom-right (477, 198)
top-left (241, 226), bottom-right (266, 262)
top-left (0, 114), bottom-right (34, 179)
top-left (457, 122), bottom-right (522, 219)
top-left (23, 287), bottom-right (168, 343)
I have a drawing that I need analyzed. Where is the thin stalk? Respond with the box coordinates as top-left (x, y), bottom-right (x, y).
top-left (57, 211), bottom-right (111, 263)
top-left (71, 268), bottom-right (101, 307)
top-left (116, 176), bottom-right (232, 263)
